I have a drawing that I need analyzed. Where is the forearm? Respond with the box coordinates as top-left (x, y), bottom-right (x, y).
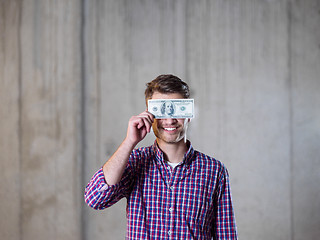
top-left (102, 138), bottom-right (135, 186)
top-left (103, 110), bottom-right (153, 185)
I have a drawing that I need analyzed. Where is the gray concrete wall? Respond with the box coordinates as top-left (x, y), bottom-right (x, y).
top-left (1, 0), bottom-right (319, 240)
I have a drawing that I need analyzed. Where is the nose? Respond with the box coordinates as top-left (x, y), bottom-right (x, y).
top-left (163, 118), bottom-right (177, 125)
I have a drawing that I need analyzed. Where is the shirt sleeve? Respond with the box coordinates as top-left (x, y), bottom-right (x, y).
top-left (213, 166), bottom-right (238, 239)
top-left (84, 156), bottom-right (136, 210)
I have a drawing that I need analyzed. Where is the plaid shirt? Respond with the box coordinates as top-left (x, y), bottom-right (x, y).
top-left (85, 141), bottom-right (237, 239)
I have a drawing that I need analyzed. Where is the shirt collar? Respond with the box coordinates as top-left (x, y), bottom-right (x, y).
top-left (152, 140), bottom-right (195, 166)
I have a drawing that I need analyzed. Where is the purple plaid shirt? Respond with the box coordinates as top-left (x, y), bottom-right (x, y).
top-left (85, 141), bottom-right (237, 239)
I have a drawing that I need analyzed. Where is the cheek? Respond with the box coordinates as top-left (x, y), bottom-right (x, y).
top-left (177, 119), bottom-right (186, 126)
top-left (152, 120), bottom-right (159, 131)
top-left (154, 119), bottom-right (163, 126)
top-left (152, 121), bottom-right (160, 138)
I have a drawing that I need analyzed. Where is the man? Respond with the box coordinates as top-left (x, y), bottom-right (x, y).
top-left (84, 74), bottom-right (238, 239)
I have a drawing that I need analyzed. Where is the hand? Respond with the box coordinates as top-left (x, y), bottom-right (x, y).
top-left (124, 110), bottom-right (154, 147)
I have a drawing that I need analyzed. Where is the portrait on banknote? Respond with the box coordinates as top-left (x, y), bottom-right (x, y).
top-left (161, 101), bottom-right (175, 116)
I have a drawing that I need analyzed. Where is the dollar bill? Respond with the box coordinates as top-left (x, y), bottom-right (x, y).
top-left (148, 99), bottom-right (194, 119)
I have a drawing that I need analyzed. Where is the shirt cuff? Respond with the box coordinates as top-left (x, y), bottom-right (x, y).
top-left (96, 167), bottom-right (116, 192)
top-left (89, 167), bottom-right (110, 192)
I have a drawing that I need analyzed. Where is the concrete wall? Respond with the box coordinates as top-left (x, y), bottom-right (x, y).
top-left (1, 0), bottom-right (319, 240)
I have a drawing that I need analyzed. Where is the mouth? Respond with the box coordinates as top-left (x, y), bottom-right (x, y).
top-left (162, 126), bottom-right (179, 132)
top-left (164, 127), bottom-right (176, 131)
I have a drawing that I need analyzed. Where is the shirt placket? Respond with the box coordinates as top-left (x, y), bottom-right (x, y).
top-left (165, 165), bottom-right (177, 239)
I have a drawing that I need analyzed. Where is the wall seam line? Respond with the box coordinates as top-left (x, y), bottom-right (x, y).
top-left (80, 0), bottom-right (87, 239)
top-left (18, 0), bottom-right (23, 239)
top-left (287, 0), bottom-right (294, 239)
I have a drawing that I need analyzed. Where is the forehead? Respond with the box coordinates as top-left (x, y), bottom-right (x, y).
top-left (151, 91), bottom-right (184, 100)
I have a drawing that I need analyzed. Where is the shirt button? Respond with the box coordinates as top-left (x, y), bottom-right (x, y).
top-left (168, 230), bottom-right (172, 235)
top-left (170, 186), bottom-right (174, 190)
top-left (169, 207), bottom-right (173, 212)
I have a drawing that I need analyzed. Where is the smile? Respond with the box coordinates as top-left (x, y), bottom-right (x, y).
top-left (164, 127), bottom-right (177, 131)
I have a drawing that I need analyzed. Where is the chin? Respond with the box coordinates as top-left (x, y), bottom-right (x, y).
top-left (164, 138), bottom-right (180, 144)
top-left (160, 132), bottom-right (186, 144)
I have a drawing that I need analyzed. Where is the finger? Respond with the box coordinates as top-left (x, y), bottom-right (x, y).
top-left (140, 116), bottom-right (152, 132)
top-left (137, 117), bottom-right (153, 132)
top-left (138, 111), bottom-right (154, 123)
top-left (136, 118), bottom-right (146, 130)
top-left (144, 110), bottom-right (155, 121)
top-left (131, 117), bottom-right (145, 130)
top-left (137, 113), bottom-right (153, 125)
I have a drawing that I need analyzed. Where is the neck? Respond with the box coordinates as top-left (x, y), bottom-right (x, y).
top-left (156, 138), bottom-right (188, 163)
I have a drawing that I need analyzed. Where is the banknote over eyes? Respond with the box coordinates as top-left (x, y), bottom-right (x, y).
top-left (148, 99), bottom-right (194, 119)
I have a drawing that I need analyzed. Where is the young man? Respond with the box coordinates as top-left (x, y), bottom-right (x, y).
top-left (84, 74), bottom-right (238, 239)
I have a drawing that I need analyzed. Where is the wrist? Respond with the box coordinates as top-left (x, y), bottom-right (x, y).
top-left (122, 137), bottom-right (137, 151)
